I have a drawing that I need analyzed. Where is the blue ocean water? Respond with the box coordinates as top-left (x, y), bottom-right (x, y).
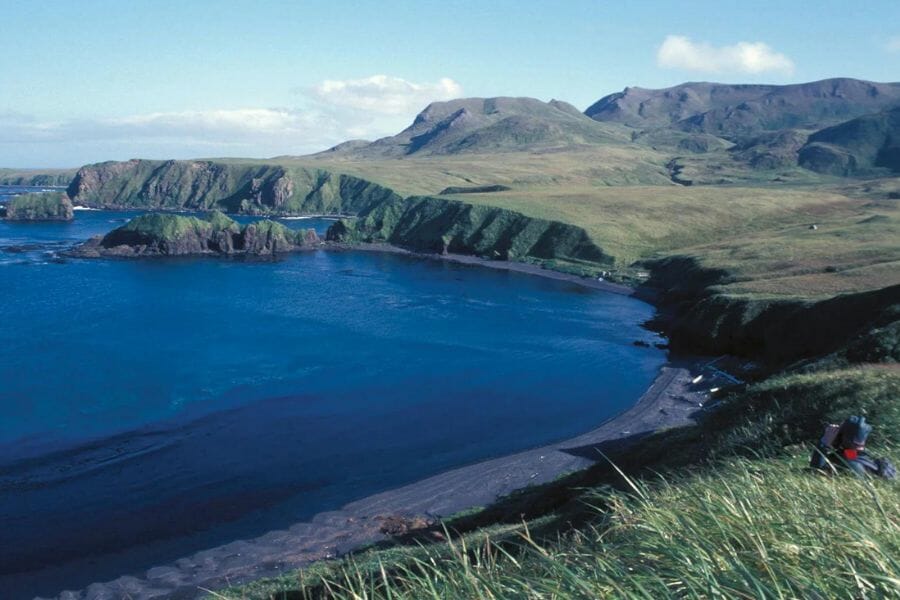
top-left (0, 187), bottom-right (665, 597)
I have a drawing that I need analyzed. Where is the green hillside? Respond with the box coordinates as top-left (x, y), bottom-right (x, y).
top-left (799, 107), bottom-right (900, 176)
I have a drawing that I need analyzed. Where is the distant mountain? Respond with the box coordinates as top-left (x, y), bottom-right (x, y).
top-left (319, 97), bottom-right (630, 157)
top-left (586, 78), bottom-right (900, 140)
top-left (799, 106), bottom-right (900, 176)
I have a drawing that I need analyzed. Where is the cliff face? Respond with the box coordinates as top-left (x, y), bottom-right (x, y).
top-left (72, 212), bottom-right (319, 258)
top-left (643, 256), bottom-right (900, 366)
top-left (327, 194), bottom-right (613, 270)
top-left (4, 192), bottom-right (74, 221)
top-left (66, 160), bottom-right (402, 215)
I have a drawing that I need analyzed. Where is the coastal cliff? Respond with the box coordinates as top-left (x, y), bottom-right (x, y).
top-left (643, 255), bottom-right (900, 366)
top-left (327, 195), bottom-right (612, 271)
top-left (71, 212), bottom-right (318, 258)
top-left (67, 160), bottom-right (401, 215)
top-left (3, 192), bottom-right (74, 221)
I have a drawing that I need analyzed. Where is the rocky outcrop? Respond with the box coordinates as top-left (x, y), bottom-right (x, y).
top-left (70, 212), bottom-right (319, 258)
top-left (326, 194), bottom-right (612, 270)
top-left (3, 192), bottom-right (74, 221)
top-left (66, 160), bottom-right (402, 215)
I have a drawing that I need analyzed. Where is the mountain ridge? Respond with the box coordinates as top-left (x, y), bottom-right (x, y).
top-left (585, 77), bottom-right (900, 140)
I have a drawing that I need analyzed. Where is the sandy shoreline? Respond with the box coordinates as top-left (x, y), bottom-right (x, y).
top-left (45, 244), bottom-right (685, 600)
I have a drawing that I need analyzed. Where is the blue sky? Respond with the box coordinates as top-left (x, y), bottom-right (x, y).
top-left (1, 0), bottom-right (899, 167)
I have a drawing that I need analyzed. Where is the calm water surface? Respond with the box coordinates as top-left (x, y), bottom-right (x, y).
top-left (0, 186), bottom-right (665, 597)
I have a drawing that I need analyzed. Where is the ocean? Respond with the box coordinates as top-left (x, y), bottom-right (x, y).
top-left (0, 186), bottom-right (665, 597)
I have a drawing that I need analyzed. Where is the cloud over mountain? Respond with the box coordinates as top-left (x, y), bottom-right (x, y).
top-left (1, 75), bottom-right (463, 166)
top-left (657, 35), bottom-right (795, 75)
top-left (309, 75), bottom-right (462, 115)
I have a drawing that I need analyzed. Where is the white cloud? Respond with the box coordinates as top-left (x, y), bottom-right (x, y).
top-left (308, 75), bottom-right (462, 115)
top-left (0, 108), bottom-right (334, 146)
top-left (657, 35), bottom-right (795, 75)
top-left (0, 74), bottom-right (464, 165)
top-left (886, 36), bottom-right (900, 53)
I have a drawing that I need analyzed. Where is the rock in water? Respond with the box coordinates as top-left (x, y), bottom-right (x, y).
top-left (4, 192), bottom-right (74, 221)
top-left (70, 211), bottom-right (319, 258)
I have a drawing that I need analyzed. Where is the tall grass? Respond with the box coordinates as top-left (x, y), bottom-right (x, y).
top-left (219, 455), bottom-right (900, 599)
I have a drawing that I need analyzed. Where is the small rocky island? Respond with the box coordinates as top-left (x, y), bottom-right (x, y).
top-left (71, 211), bottom-right (319, 258)
top-left (2, 192), bottom-right (74, 221)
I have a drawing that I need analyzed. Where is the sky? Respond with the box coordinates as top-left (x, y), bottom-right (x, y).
top-left (1, 0), bottom-right (899, 168)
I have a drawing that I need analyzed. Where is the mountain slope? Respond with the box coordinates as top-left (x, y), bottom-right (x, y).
top-left (320, 97), bottom-right (631, 157)
top-left (586, 78), bottom-right (900, 140)
top-left (799, 106), bottom-right (900, 176)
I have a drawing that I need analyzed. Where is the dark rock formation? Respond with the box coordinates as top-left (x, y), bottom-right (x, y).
top-left (70, 211), bottom-right (318, 258)
top-left (3, 192), bottom-right (74, 221)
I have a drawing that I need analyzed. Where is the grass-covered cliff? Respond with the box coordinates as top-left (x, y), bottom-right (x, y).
top-left (3, 192), bottom-right (74, 221)
top-left (327, 194), bottom-right (613, 273)
top-left (66, 159), bottom-right (401, 215)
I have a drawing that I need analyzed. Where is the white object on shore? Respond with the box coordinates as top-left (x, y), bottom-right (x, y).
top-left (73, 206), bottom-right (100, 211)
top-left (691, 374), bottom-right (704, 384)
